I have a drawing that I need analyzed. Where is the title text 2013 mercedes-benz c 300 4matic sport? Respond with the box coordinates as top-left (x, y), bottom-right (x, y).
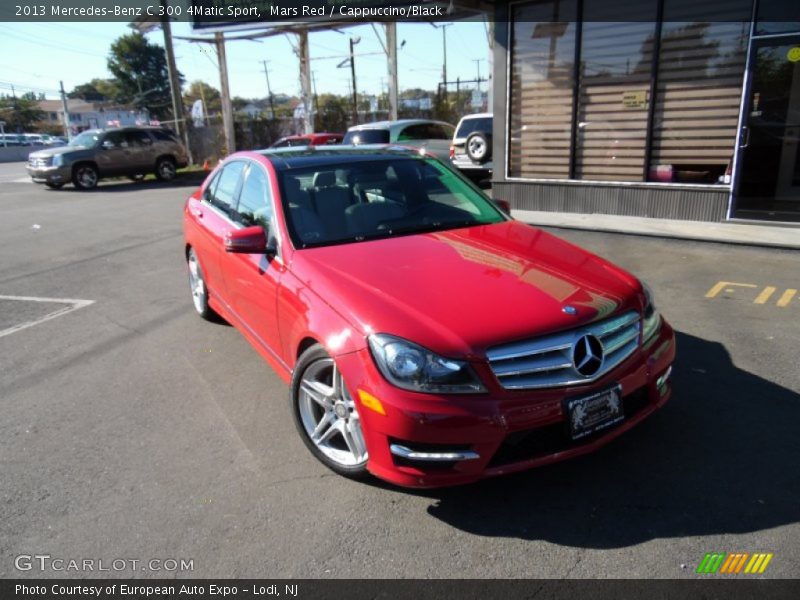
top-left (183, 147), bottom-right (675, 488)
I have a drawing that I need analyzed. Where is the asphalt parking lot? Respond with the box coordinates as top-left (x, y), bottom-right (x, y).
top-left (1, 165), bottom-right (799, 579)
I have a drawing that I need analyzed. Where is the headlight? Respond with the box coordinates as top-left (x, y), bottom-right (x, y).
top-left (52, 154), bottom-right (63, 167)
top-left (642, 282), bottom-right (662, 342)
top-left (368, 334), bottom-right (485, 394)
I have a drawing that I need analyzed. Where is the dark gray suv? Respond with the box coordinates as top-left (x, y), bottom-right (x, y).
top-left (27, 127), bottom-right (189, 190)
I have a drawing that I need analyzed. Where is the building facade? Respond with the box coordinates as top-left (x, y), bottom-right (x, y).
top-left (492, 0), bottom-right (800, 223)
top-left (38, 100), bottom-right (151, 134)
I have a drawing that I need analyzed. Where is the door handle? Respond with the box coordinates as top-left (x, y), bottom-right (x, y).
top-left (739, 126), bottom-right (750, 149)
top-left (190, 206), bottom-right (203, 218)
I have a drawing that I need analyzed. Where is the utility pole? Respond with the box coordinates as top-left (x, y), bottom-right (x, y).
top-left (160, 1), bottom-right (191, 163)
top-left (311, 71), bottom-right (319, 125)
top-left (431, 24), bottom-right (451, 102)
top-left (349, 37), bottom-right (360, 125)
top-left (297, 30), bottom-right (313, 134)
top-left (385, 23), bottom-right (398, 120)
top-left (262, 60), bottom-right (275, 119)
top-left (59, 81), bottom-right (71, 139)
top-left (215, 32), bottom-right (236, 154)
top-left (474, 59), bottom-right (482, 93)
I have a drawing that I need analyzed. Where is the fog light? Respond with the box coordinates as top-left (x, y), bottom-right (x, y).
top-left (656, 365), bottom-right (673, 392)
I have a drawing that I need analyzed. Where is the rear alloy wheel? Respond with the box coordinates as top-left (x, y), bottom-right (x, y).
top-left (72, 164), bottom-right (98, 190)
top-left (187, 248), bottom-right (217, 320)
top-left (155, 157), bottom-right (177, 182)
top-left (292, 345), bottom-right (369, 478)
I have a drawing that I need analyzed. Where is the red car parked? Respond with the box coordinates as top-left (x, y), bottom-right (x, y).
top-left (269, 133), bottom-right (343, 148)
top-left (183, 147), bottom-right (675, 488)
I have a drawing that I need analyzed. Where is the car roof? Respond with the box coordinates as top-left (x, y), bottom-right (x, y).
top-left (346, 119), bottom-right (453, 132)
top-left (458, 113), bottom-right (493, 120)
top-left (254, 145), bottom-right (427, 170)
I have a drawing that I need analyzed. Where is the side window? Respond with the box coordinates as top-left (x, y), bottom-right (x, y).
top-left (234, 164), bottom-right (273, 230)
top-left (426, 124), bottom-right (454, 140)
top-left (396, 124), bottom-right (428, 141)
top-left (209, 161), bottom-right (245, 212)
top-left (126, 131), bottom-right (153, 147)
top-left (151, 129), bottom-right (177, 142)
top-left (104, 131), bottom-right (127, 148)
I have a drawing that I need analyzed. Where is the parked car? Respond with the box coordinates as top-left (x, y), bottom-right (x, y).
top-left (183, 146), bottom-right (675, 488)
top-left (270, 133), bottom-right (343, 148)
top-left (343, 119), bottom-right (455, 161)
top-left (26, 127), bottom-right (189, 190)
top-left (0, 134), bottom-right (28, 146)
top-left (450, 112), bottom-right (493, 182)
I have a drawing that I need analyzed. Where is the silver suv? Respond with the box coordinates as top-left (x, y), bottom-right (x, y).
top-left (450, 113), bottom-right (493, 183)
top-left (27, 127), bottom-right (189, 190)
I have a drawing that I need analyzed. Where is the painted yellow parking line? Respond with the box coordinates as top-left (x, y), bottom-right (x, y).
top-left (753, 286), bottom-right (777, 304)
top-left (705, 281), bottom-right (758, 299)
top-left (776, 289), bottom-right (797, 308)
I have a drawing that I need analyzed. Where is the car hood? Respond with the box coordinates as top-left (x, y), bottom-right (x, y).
top-left (28, 146), bottom-right (86, 158)
top-left (292, 220), bottom-right (644, 358)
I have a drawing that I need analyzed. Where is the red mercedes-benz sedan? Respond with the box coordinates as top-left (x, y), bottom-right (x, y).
top-left (183, 147), bottom-right (675, 488)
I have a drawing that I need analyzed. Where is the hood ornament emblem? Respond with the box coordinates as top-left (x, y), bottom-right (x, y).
top-left (562, 305), bottom-right (578, 315)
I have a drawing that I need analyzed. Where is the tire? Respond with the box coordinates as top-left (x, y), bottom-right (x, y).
top-left (291, 344), bottom-right (369, 479)
top-left (187, 247), bottom-right (218, 321)
top-left (465, 131), bottom-right (492, 163)
top-left (128, 173), bottom-right (145, 182)
top-left (155, 156), bottom-right (177, 182)
top-left (45, 182), bottom-right (64, 189)
top-left (72, 164), bottom-right (98, 190)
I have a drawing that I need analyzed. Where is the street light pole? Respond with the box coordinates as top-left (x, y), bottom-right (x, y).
top-left (431, 23), bottom-right (451, 102)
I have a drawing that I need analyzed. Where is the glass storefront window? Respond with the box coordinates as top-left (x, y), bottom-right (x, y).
top-left (648, 0), bottom-right (751, 183)
top-left (756, 0), bottom-right (800, 36)
top-left (575, 1), bottom-right (658, 181)
top-left (508, 0), bottom-right (578, 179)
top-left (507, 0), bottom-right (753, 185)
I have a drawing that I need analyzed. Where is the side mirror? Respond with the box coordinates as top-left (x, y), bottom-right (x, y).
top-left (224, 225), bottom-right (275, 255)
top-left (101, 140), bottom-right (115, 150)
top-left (493, 198), bottom-right (512, 216)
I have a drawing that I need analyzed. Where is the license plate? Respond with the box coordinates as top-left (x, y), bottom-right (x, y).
top-left (566, 385), bottom-right (624, 440)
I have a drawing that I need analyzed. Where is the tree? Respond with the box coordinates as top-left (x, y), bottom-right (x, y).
top-left (107, 32), bottom-right (182, 120)
top-left (0, 91), bottom-right (44, 132)
top-left (183, 80), bottom-right (221, 116)
top-left (69, 78), bottom-right (120, 103)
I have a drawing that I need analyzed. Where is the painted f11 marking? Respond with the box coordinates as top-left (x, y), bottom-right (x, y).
top-left (0, 294), bottom-right (95, 339)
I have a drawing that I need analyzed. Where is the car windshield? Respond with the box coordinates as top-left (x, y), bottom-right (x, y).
top-left (279, 157), bottom-right (506, 248)
top-left (342, 129), bottom-right (390, 145)
top-left (69, 131), bottom-right (101, 148)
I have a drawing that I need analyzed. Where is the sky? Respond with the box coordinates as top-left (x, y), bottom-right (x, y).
top-left (0, 20), bottom-right (491, 102)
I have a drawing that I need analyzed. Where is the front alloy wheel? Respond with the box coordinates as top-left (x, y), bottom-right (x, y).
top-left (292, 345), bottom-right (368, 478)
top-left (187, 248), bottom-right (216, 321)
top-left (72, 164), bottom-right (98, 190)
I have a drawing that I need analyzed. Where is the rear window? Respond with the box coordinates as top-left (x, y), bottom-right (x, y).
top-left (455, 117), bottom-right (492, 139)
top-left (343, 129), bottom-right (390, 145)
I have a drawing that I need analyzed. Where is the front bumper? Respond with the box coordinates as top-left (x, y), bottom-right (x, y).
top-left (27, 165), bottom-right (71, 185)
top-left (338, 318), bottom-right (676, 488)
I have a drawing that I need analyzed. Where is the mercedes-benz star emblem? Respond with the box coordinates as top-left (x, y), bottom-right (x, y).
top-left (572, 334), bottom-right (604, 377)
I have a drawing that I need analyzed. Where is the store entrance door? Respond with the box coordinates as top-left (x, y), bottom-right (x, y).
top-left (733, 36), bottom-right (800, 221)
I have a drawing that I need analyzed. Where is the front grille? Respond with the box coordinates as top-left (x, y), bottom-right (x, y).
top-left (487, 387), bottom-right (650, 468)
top-left (28, 156), bottom-right (51, 168)
top-left (486, 310), bottom-right (641, 390)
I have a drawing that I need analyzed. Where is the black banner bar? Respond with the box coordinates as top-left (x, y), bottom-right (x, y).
top-left (3, 580), bottom-right (800, 600)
